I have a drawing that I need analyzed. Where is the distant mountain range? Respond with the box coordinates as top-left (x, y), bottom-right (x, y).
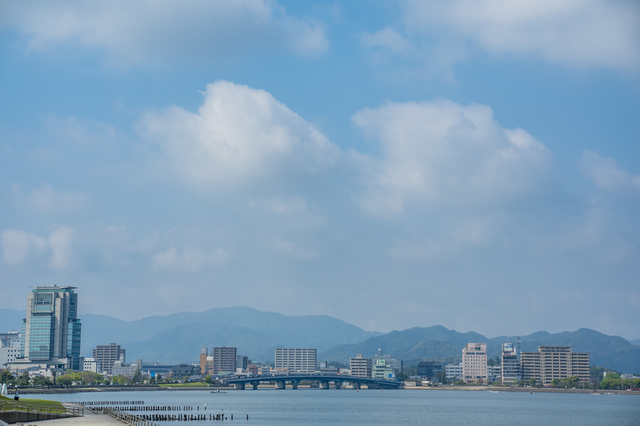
top-left (0, 307), bottom-right (381, 363)
top-left (1, 307), bottom-right (638, 373)
top-left (318, 326), bottom-right (640, 373)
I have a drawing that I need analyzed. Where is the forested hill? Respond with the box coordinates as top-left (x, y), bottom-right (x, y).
top-left (319, 326), bottom-right (640, 374)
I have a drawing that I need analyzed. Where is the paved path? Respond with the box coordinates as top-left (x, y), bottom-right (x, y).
top-left (21, 405), bottom-right (123, 426)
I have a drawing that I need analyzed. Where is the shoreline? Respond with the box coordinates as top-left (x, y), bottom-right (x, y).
top-left (16, 385), bottom-right (640, 396)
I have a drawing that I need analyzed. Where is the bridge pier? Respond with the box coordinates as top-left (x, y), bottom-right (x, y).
top-left (334, 382), bottom-right (342, 390)
top-left (352, 382), bottom-right (361, 390)
top-left (234, 383), bottom-right (245, 390)
top-left (291, 382), bottom-right (298, 390)
top-left (251, 382), bottom-right (259, 390)
top-left (320, 382), bottom-right (329, 389)
top-left (275, 381), bottom-right (285, 390)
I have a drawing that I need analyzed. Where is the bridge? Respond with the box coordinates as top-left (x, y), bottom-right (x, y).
top-left (227, 375), bottom-right (403, 390)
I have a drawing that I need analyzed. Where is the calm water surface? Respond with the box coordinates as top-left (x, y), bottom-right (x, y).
top-left (27, 389), bottom-right (640, 426)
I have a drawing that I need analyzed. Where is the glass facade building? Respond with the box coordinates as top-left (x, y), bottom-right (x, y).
top-left (17, 286), bottom-right (82, 370)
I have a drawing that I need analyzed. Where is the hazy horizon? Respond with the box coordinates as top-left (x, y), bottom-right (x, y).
top-left (1, 1), bottom-right (639, 339)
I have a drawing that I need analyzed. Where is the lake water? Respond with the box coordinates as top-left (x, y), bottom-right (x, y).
top-left (26, 389), bottom-right (640, 426)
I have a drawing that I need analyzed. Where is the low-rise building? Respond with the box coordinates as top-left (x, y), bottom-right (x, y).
top-left (82, 357), bottom-right (102, 373)
top-left (372, 359), bottom-right (394, 380)
top-left (171, 364), bottom-right (200, 378)
top-left (417, 361), bottom-right (442, 382)
top-left (446, 364), bottom-right (463, 381)
top-left (111, 360), bottom-right (138, 378)
top-left (0, 331), bottom-right (21, 367)
top-left (487, 365), bottom-right (502, 383)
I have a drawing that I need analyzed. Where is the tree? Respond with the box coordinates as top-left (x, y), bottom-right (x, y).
top-left (17, 372), bottom-right (31, 387)
top-left (83, 372), bottom-right (101, 385)
top-left (183, 375), bottom-right (189, 383)
top-left (56, 375), bottom-right (73, 388)
top-left (112, 375), bottom-right (129, 386)
top-left (0, 369), bottom-right (14, 385)
top-left (131, 369), bottom-right (142, 384)
top-left (529, 378), bottom-right (536, 387)
top-left (565, 376), bottom-right (579, 388)
top-left (32, 376), bottom-right (52, 388)
top-left (204, 375), bottom-right (212, 384)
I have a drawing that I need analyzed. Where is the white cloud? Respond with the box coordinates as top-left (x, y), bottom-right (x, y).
top-left (152, 245), bottom-right (228, 271)
top-left (368, 0), bottom-right (640, 73)
top-left (271, 237), bottom-right (317, 260)
top-left (13, 184), bottom-right (89, 214)
top-left (352, 99), bottom-right (552, 216)
top-left (361, 27), bottom-right (412, 59)
top-left (48, 226), bottom-right (74, 269)
top-left (2, 0), bottom-right (328, 66)
top-left (0, 227), bottom-right (72, 268)
top-left (0, 229), bottom-right (47, 265)
top-left (140, 80), bottom-right (341, 189)
top-left (579, 150), bottom-right (640, 193)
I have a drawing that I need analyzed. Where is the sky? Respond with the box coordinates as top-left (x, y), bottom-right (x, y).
top-left (1, 0), bottom-right (639, 340)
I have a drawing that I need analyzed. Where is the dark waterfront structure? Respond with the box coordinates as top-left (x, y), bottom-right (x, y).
top-left (228, 374), bottom-right (402, 390)
top-left (417, 361), bottom-right (442, 381)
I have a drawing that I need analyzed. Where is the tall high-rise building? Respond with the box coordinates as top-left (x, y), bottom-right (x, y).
top-left (501, 342), bottom-right (521, 384)
top-left (521, 346), bottom-right (589, 386)
top-left (462, 343), bottom-right (487, 385)
top-left (275, 348), bottom-right (317, 373)
top-left (200, 347), bottom-right (237, 375)
top-left (93, 343), bottom-right (126, 374)
top-left (15, 286), bottom-right (82, 370)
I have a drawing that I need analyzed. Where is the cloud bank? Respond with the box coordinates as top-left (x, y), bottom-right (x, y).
top-left (2, 0), bottom-right (328, 66)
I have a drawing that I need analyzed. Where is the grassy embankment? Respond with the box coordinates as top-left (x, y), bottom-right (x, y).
top-left (0, 394), bottom-right (66, 412)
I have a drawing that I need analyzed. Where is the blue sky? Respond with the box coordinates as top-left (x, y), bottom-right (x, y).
top-left (1, 0), bottom-right (639, 339)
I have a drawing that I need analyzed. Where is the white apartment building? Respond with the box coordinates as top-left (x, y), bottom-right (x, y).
top-left (462, 343), bottom-right (487, 385)
top-left (446, 363), bottom-right (463, 381)
top-left (274, 348), bottom-right (317, 373)
top-left (111, 360), bottom-right (138, 378)
top-left (0, 331), bottom-right (21, 367)
top-left (501, 342), bottom-right (521, 384)
top-left (83, 357), bottom-right (102, 373)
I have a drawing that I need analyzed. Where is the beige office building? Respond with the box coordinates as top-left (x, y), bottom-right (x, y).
top-left (521, 346), bottom-right (589, 386)
top-left (350, 353), bottom-right (372, 378)
top-left (462, 343), bottom-right (487, 384)
top-left (200, 347), bottom-right (237, 375)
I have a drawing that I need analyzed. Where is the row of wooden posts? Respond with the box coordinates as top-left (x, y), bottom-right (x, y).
top-left (83, 404), bottom-right (248, 422)
top-left (86, 405), bottom-right (200, 412)
top-left (74, 401), bottom-right (144, 405)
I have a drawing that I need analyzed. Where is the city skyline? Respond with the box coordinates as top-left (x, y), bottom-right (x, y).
top-left (1, 1), bottom-right (639, 339)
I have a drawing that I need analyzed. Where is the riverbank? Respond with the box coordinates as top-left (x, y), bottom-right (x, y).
top-left (16, 384), bottom-right (640, 396)
top-left (404, 385), bottom-right (640, 395)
